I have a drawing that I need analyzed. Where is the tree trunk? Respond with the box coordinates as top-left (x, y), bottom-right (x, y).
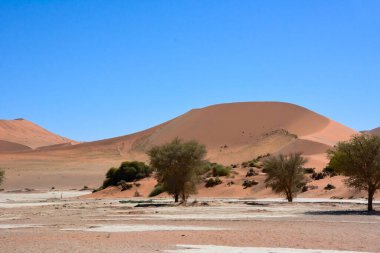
top-left (368, 189), bottom-right (375, 212)
top-left (174, 193), bottom-right (179, 203)
top-left (286, 190), bottom-right (293, 202)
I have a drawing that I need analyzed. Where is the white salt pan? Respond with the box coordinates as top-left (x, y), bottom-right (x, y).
top-left (167, 245), bottom-right (369, 253)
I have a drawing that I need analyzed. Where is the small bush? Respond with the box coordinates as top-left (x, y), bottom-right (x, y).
top-left (212, 164), bottom-right (231, 177)
top-left (322, 166), bottom-right (337, 177)
top-left (304, 168), bottom-right (316, 174)
top-left (242, 179), bottom-right (258, 189)
top-left (311, 172), bottom-right (326, 180)
top-left (301, 185), bottom-right (309, 192)
top-left (149, 185), bottom-right (166, 197)
top-left (241, 154), bottom-right (270, 168)
top-left (198, 161), bottom-right (231, 177)
top-left (324, 184), bottom-right (336, 190)
top-left (205, 177), bottom-right (222, 188)
top-left (246, 168), bottom-right (257, 177)
top-left (102, 161), bottom-right (153, 189)
top-left (227, 181), bottom-right (234, 186)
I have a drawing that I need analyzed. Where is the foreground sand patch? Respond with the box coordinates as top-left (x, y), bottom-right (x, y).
top-left (62, 224), bottom-right (224, 233)
top-left (167, 245), bottom-right (370, 253)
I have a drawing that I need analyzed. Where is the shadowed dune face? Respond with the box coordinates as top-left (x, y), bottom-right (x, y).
top-left (0, 119), bottom-right (76, 150)
top-left (369, 127), bottom-right (380, 137)
top-left (0, 140), bottom-right (31, 152)
top-left (0, 102), bottom-right (358, 189)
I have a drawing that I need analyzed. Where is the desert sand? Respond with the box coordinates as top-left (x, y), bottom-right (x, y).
top-left (0, 102), bottom-right (357, 193)
top-left (0, 192), bottom-right (379, 253)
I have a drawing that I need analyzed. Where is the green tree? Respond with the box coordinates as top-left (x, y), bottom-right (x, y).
top-left (328, 134), bottom-right (380, 211)
top-left (147, 138), bottom-right (207, 203)
top-left (264, 153), bottom-right (307, 202)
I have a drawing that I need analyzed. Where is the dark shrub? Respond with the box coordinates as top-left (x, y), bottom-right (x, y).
top-left (212, 164), bottom-right (231, 177)
top-left (246, 168), bottom-right (257, 177)
top-left (102, 161), bottom-right (153, 189)
top-left (198, 161), bottom-right (231, 177)
top-left (311, 172), bottom-right (326, 180)
top-left (205, 177), bottom-right (222, 188)
top-left (242, 179), bottom-right (258, 189)
top-left (149, 184), bottom-right (166, 197)
top-left (304, 168), bottom-right (316, 174)
top-left (227, 181), bottom-right (234, 186)
top-left (324, 184), bottom-right (336, 190)
top-left (322, 166), bottom-right (337, 177)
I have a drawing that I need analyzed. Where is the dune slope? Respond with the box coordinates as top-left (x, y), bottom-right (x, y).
top-left (0, 102), bottom-right (357, 190)
top-left (0, 119), bottom-right (76, 150)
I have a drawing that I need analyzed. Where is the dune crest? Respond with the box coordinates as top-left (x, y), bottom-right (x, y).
top-left (0, 119), bottom-right (76, 150)
top-left (0, 102), bottom-right (358, 190)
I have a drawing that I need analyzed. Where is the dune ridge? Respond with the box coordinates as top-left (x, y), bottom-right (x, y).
top-left (0, 102), bottom-right (358, 191)
top-left (0, 118), bottom-right (76, 150)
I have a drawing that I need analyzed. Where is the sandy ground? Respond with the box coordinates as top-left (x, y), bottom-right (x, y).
top-left (1, 192), bottom-right (380, 253)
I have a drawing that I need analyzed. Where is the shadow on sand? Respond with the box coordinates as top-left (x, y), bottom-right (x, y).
top-left (305, 210), bottom-right (380, 216)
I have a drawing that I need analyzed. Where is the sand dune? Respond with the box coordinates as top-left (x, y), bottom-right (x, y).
top-left (0, 140), bottom-right (31, 152)
top-left (0, 118), bottom-right (76, 150)
top-left (0, 102), bottom-right (358, 191)
top-left (368, 127), bottom-right (380, 136)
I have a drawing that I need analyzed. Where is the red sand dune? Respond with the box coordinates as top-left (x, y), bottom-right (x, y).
top-left (0, 118), bottom-right (76, 150)
top-left (0, 102), bottom-right (358, 195)
top-left (368, 127), bottom-right (380, 136)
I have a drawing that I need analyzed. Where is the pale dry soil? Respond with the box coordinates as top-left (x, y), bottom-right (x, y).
top-left (0, 192), bottom-right (379, 253)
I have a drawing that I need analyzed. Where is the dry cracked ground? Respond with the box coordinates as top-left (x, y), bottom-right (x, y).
top-left (0, 192), bottom-right (380, 253)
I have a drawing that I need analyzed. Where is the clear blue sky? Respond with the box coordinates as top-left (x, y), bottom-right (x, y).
top-left (1, 0), bottom-right (379, 141)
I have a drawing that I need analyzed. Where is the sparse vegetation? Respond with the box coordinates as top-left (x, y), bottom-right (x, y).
top-left (101, 161), bottom-right (153, 189)
top-left (0, 169), bottom-right (4, 186)
top-left (264, 153), bottom-right (307, 202)
top-left (246, 168), bottom-right (257, 177)
top-left (205, 177), bottom-right (222, 187)
top-left (148, 138), bottom-right (207, 203)
top-left (241, 154), bottom-right (270, 168)
top-left (328, 134), bottom-right (380, 211)
top-left (304, 168), bottom-right (316, 174)
top-left (324, 184), bottom-right (336, 190)
top-left (149, 184), bottom-right (166, 197)
top-left (311, 172), bottom-right (326, 180)
top-left (211, 164), bottom-right (231, 177)
top-left (242, 179), bottom-right (258, 189)
top-left (322, 166), bottom-right (337, 177)
top-left (197, 161), bottom-right (231, 177)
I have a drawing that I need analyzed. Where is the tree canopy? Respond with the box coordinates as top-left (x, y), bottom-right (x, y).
top-left (328, 134), bottom-right (380, 211)
top-left (264, 153), bottom-right (307, 202)
top-left (147, 138), bottom-right (206, 203)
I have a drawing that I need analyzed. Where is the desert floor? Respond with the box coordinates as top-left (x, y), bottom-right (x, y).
top-left (0, 192), bottom-right (379, 253)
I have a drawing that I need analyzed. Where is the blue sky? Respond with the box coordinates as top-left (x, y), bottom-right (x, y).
top-left (1, 0), bottom-right (379, 141)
